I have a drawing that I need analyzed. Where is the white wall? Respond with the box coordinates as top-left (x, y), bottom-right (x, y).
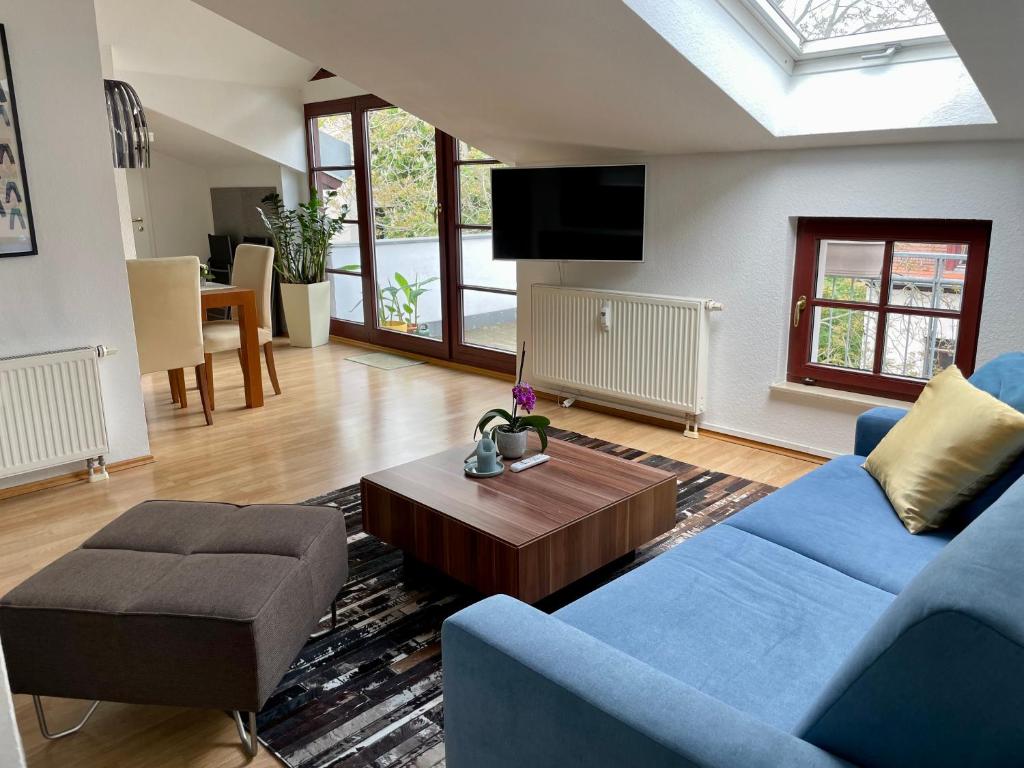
top-left (113, 170), bottom-right (138, 259)
top-left (0, 0), bottom-right (150, 490)
top-left (0, 644), bottom-right (24, 768)
top-left (0, 647), bottom-right (23, 768)
top-left (207, 164), bottom-right (282, 190)
top-left (144, 150), bottom-right (214, 259)
top-left (519, 140), bottom-right (1024, 457)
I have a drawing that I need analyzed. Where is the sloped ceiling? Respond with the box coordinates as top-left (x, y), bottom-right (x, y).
top-left (194, 0), bottom-right (1024, 163)
top-left (146, 110), bottom-right (274, 167)
top-left (95, 0), bottom-right (318, 87)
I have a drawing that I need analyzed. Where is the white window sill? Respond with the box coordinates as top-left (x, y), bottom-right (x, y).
top-left (769, 381), bottom-right (909, 410)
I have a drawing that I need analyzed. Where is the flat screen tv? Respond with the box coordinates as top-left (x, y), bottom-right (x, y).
top-left (491, 164), bottom-right (645, 262)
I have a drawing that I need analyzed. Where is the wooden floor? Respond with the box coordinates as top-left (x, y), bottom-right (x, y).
top-left (0, 339), bottom-right (821, 768)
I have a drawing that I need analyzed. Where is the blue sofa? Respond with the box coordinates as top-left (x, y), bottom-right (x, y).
top-left (442, 353), bottom-right (1024, 767)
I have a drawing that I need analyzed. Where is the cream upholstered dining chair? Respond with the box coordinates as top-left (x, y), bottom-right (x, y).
top-left (201, 244), bottom-right (281, 408)
top-left (125, 256), bottom-right (213, 426)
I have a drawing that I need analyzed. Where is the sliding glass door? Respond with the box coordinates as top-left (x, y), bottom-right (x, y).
top-left (305, 97), bottom-right (515, 373)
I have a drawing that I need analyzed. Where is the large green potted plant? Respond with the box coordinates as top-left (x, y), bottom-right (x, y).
top-left (259, 190), bottom-right (347, 347)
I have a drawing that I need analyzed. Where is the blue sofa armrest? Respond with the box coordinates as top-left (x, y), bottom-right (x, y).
top-left (443, 595), bottom-right (849, 768)
top-left (854, 407), bottom-right (908, 456)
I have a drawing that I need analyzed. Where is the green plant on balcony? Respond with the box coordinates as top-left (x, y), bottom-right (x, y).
top-left (339, 267), bottom-right (438, 334)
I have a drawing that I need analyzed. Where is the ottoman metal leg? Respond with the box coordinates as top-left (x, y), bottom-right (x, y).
top-left (32, 696), bottom-right (100, 740)
top-left (233, 710), bottom-right (259, 758)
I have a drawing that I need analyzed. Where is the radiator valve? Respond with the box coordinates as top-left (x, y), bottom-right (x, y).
top-left (87, 456), bottom-right (109, 482)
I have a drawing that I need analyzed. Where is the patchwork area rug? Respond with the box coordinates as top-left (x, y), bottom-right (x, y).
top-left (256, 428), bottom-right (777, 767)
top-left (345, 352), bottom-right (424, 370)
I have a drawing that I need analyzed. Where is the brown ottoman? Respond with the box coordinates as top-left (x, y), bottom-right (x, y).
top-left (0, 500), bottom-right (348, 756)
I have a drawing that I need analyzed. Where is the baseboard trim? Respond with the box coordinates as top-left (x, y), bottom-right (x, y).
top-left (329, 336), bottom-right (515, 382)
top-left (0, 455), bottom-right (156, 501)
top-left (696, 423), bottom-right (831, 463)
top-left (534, 389), bottom-right (827, 464)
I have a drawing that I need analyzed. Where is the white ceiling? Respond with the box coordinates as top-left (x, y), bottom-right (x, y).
top-left (193, 0), bottom-right (1024, 163)
top-left (928, 0), bottom-right (1024, 131)
top-left (146, 109), bottom-right (275, 167)
top-left (94, 0), bottom-right (318, 88)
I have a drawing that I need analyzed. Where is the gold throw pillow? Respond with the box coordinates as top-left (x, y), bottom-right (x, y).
top-left (864, 365), bottom-right (1024, 534)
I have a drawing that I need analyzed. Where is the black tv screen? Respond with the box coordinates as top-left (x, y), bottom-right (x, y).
top-left (491, 164), bottom-right (645, 261)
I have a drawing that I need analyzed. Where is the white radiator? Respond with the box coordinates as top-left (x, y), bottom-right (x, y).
top-left (0, 347), bottom-right (110, 479)
top-left (530, 285), bottom-right (720, 431)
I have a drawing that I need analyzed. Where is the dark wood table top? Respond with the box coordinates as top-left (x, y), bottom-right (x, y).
top-left (361, 434), bottom-right (675, 547)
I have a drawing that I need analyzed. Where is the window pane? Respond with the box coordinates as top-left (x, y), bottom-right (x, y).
top-left (368, 107), bottom-right (438, 240)
top-left (461, 230), bottom-right (515, 290)
top-left (458, 140), bottom-right (493, 161)
top-left (329, 272), bottom-right (363, 324)
top-left (374, 266), bottom-right (443, 340)
top-left (314, 169), bottom-right (359, 221)
top-left (815, 240), bottom-right (884, 303)
top-left (881, 313), bottom-right (959, 380)
top-left (770, 0), bottom-right (938, 42)
top-left (463, 289), bottom-right (516, 353)
top-left (327, 227), bottom-right (360, 271)
top-left (315, 114), bottom-right (354, 166)
top-left (889, 242), bottom-right (967, 312)
top-left (459, 164), bottom-right (504, 226)
top-left (810, 306), bottom-right (878, 371)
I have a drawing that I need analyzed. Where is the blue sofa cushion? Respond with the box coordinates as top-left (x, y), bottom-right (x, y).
top-left (554, 524), bottom-right (893, 733)
top-left (798, 473), bottom-right (1024, 768)
top-left (724, 455), bottom-right (953, 593)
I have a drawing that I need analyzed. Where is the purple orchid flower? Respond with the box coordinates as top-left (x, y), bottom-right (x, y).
top-left (512, 383), bottom-right (536, 414)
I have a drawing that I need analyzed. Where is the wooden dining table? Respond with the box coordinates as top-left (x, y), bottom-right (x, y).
top-left (201, 284), bottom-right (264, 408)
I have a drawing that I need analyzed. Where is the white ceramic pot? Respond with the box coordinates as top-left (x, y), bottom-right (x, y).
top-left (495, 428), bottom-right (528, 459)
top-left (280, 281), bottom-right (331, 348)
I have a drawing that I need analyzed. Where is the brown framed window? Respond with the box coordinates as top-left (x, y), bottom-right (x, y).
top-left (306, 97), bottom-right (369, 337)
top-left (787, 217), bottom-right (991, 400)
top-left (441, 137), bottom-right (516, 366)
top-left (304, 97), bottom-right (515, 374)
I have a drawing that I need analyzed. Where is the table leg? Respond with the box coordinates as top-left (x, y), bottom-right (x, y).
top-left (236, 295), bottom-right (264, 408)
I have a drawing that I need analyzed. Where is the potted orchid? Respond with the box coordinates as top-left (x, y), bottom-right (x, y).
top-left (474, 344), bottom-right (550, 459)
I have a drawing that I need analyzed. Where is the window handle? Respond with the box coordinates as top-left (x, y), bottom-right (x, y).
top-left (793, 295), bottom-right (807, 328)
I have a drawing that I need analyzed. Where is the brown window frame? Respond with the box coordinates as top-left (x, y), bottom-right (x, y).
top-left (304, 97), bottom-right (515, 374)
top-left (787, 217), bottom-right (991, 401)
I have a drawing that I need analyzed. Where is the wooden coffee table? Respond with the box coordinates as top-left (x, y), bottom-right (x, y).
top-left (360, 435), bottom-right (677, 603)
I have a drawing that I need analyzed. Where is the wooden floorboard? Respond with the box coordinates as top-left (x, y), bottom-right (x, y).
top-left (0, 339), bottom-right (821, 768)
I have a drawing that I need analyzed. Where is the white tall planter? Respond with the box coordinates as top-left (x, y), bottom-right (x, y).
top-left (280, 281), bottom-right (331, 348)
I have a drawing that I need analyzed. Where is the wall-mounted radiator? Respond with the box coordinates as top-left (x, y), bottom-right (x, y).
top-left (0, 347), bottom-right (110, 480)
top-left (531, 285), bottom-right (721, 435)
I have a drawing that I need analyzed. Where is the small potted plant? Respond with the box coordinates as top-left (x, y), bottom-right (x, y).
top-left (259, 190), bottom-right (347, 347)
top-left (474, 344), bottom-right (550, 459)
top-left (395, 272), bottom-right (438, 333)
top-left (340, 270), bottom-right (439, 334)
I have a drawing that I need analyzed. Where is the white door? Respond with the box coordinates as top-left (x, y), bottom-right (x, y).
top-left (125, 169), bottom-right (155, 259)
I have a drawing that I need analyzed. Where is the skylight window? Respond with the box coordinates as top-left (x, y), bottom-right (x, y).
top-left (742, 0), bottom-right (947, 59)
top-left (772, 0), bottom-right (937, 42)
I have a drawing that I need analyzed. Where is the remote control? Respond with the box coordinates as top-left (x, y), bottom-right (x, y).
top-left (510, 454), bottom-right (550, 473)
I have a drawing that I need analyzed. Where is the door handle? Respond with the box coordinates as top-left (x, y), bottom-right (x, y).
top-left (132, 217), bottom-right (144, 232)
top-left (793, 295), bottom-right (807, 328)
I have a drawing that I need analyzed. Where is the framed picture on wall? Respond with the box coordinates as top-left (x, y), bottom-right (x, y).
top-left (0, 24), bottom-right (36, 257)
